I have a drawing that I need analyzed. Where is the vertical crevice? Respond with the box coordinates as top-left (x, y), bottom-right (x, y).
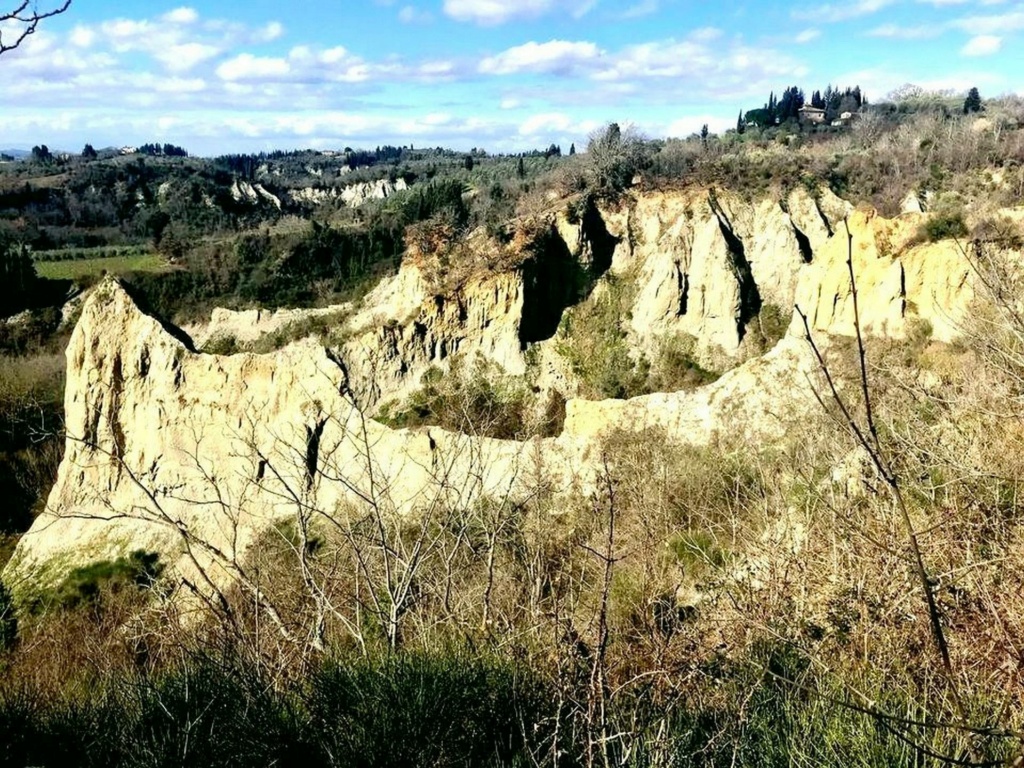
top-left (677, 265), bottom-right (690, 316)
top-left (813, 195), bottom-right (835, 238)
top-left (709, 194), bottom-right (762, 341)
top-left (791, 221), bottom-right (814, 264)
top-left (580, 197), bottom-right (619, 279)
top-left (305, 418), bottom-right (327, 491)
top-left (899, 263), bottom-right (907, 317)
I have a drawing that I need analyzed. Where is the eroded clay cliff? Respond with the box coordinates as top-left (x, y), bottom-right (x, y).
top-left (3, 187), bottom-right (985, 602)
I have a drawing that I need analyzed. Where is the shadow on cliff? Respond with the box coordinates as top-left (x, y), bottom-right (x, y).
top-left (709, 194), bottom-right (762, 343)
top-left (117, 279), bottom-right (198, 352)
top-left (519, 198), bottom-right (620, 346)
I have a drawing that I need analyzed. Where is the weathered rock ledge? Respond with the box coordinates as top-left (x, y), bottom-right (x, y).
top-left (3, 189), bottom-right (983, 601)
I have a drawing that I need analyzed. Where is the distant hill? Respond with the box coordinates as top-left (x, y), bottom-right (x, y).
top-left (0, 149), bottom-right (29, 160)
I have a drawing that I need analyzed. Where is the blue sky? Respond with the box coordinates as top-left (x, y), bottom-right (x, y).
top-left (0, 0), bottom-right (1021, 155)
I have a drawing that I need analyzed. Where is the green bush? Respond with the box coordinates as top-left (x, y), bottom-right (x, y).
top-left (32, 550), bottom-right (163, 613)
top-left (381, 359), bottom-right (543, 440)
top-left (0, 582), bottom-right (16, 652)
top-left (668, 530), bottom-right (731, 573)
top-left (307, 653), bottom-right (551, 768)
top-left (0, 652), bottom-right (553, 768)
top-left (556, 279), bottom-right (650, 400)
top-left (649, 333), bottom-right (719, 392)
top-left (921, 208), bottom-right (969, 242)
top-left (753, 302), bottom-right (789, 350)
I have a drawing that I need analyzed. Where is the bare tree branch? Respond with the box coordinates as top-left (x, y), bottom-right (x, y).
top-left (0, 1), bottom-right (71, 55)
top-left (795, 220), bottom-right (965, 722)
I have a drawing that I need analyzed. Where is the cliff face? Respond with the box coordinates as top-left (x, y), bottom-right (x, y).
top-left (795, 208), bottom-right (973, 343)
top-left (188, 187), bottom-right (974, 411)
top-left (3, 187), bottom-right (985, 599)
top-left (288, 178), bottom-right (408, 208)
top-left (4, 280), bottom-right (578, 596)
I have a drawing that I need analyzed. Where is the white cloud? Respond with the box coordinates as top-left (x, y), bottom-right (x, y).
top-left (71, 10), bottom-right (289, 74)
top-left (518, 112), bottom-right (601, 139)
top-left (961, 33), bottom-right (1002, 55)
top-left (519, 112), bottom-right (573, 134)
top-left (162, 7), bottom-right (199, 25)
top-left (398, 5), bottom-right (433, 23)
top-left (590, 36), bottom-right (806, 89)
top-left (868, 23), bottom-right (942, 38)
top-left (153, 77), bottom-right (207, 93)
top-left (664, 115), bottom-right (733, 138)
top-left (256, 21), bottom-right (285, 42)
top-left (954, 10), bottom-right (1024, 34)
top-left (216, 53), bottom-right (290, 81)
top-left (793, 0), bottom-right (893, 22)
top-left (794, 28), bottom-right (820, 42)
top-left (157, 42), bottom-right (220, 72)
top-left (69, 25), bottom-right (96, 48)
top-left (480, 40), bottom-right (601, 75)
top-left (830, 65), bottom-right (1008, 106)
top-left (418, 60), bottom-right (456, 77)
top-left (443, 0), bottom-right (596, 25)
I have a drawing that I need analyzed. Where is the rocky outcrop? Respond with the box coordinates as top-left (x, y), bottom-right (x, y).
top-left (339, 264), bottom-right (527, 407)
top-left (185, 303), bottom-right (353, 349)
top-left (184, 255), bottom-right (526, 410)
top-left (230, 180), bottom-right (281, 209)
top-left (188, 188), bottom-right (979, 410)
top-left (289, 178), bottom-right (409, 208)
top-left (4, 187), bottom-right (990, 602)
top-left (571, 187), bottom-right (850, 364)
top-left (795, 208), bottom-right (973, 343)
top-left (566, 188), bottom-right (973, 362)
top-left (4, 279), bottom-right (816, 598)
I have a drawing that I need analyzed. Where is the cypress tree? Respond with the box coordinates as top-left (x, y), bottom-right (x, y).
top-left (0, 239), bottom-right (38, 318)
top-left (963, 87), bottom-right (982, 114)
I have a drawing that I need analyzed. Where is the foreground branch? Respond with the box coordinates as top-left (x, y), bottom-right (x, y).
top-left (0, 1), bottom-right (72, 54)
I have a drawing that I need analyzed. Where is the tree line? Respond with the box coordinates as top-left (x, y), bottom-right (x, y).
top-left (740, 84), bottom-right (866, 130)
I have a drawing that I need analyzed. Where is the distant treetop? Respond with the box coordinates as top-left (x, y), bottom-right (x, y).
top-left (963, 87), bottom-right (983, 114)
top-left (741, 84), bottom-right (865, 129)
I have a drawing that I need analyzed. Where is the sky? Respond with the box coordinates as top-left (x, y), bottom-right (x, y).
top-left (0, 0), bottom-right (1021, 155)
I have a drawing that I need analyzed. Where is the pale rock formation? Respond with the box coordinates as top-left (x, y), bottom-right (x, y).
top-left (1, 281), bottom-right (579, 596)
top-left (290, 178), bottom-right (409, 208)
top-left (339, 178), bottom-right (408, 207)
top-left (190, 188), bottom-right (976, 410)
top-left (254, 184), bottom-right (281, 209)
top-left (563, 334), bottom-right (818, 442)
top-left (4, 189), bottom-right (990, 601)
top-left (591, 188), bottom-right (849, 363)
top-left (229, 180), bottom-right (282, 209)
top-left (230, 180), bottom-right (259, 205)
top-left (185, 257), bottom-right (526, 410)
top-left (290, 187), bottom-right (340, 206)
top-left (339, 265), bottom-right (527, 408)
top-left (901, 192), bottom-right (924, 214)
top-left (185, 303), bottom-right (353, 349)
top-left (1, 309), bottom-right (33, 327)
top-left (4, 279), bottom-right (814, 597)
top-left (794, 209), bottom-right (973, 343)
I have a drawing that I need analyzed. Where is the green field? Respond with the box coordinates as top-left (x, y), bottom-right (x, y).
top-left (34, 253), bottom-right (169, 281)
